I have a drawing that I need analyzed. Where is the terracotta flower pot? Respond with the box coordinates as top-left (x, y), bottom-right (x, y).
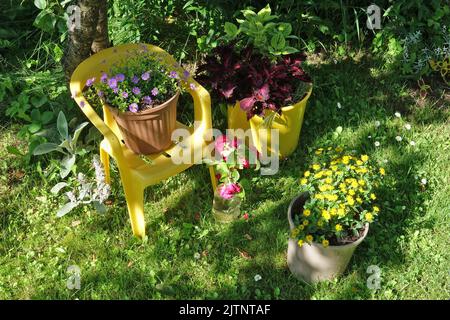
top-left (287, 192), bottom-right (369, 283)
top-left (227, 86), bottom-right (312, 159)
top-left (107, 91), bottom-right (179, 155)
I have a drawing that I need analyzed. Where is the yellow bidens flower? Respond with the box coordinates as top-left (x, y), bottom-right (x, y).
top-left (356, 160), bottom-right (363, 166)
top-left (301, 178), bottom-right (308, 185)
top-left (342, 156), bottom-right (350, 164)
top-left (365, 212), bottom-right (374, 222)
top-left (358, 179), bottom-right (366, 186)
top-left (337, 208), bottom-right (345, 217)
top-left (297, 239), bottom-right (304, 247)
top-left (335, 224), bottom-right (343, 232)
top-left (347, 195), bottom-right (355, 206)
top-left (335, 147), bottom-right (343, 152)
top-left (303, 209), bottom-right (311, 217)
top-left (304, 170), bottom-right (311, 177)
top-left (312, 164), bottom-right (321, 171)
top-left (322, 239), bottom-right (329, 247)
top-left (321, 210), bottom-right (331, 221)
top-left (303, 220), bottom-right (309, 226)
top-left (373, 206), bottom-right (380, 213)
top-left (306, 235), bottom-right (313, 243)
top-left (315, 148), bottom-right (323, 155)
top-left (361, 155), bottom-right (369, 162)
top-left (325, 177), bottom-right (333, 184)
top-left (370, 193), bottom-right (377, 200)
top-left (379, 168), bottom-right (385, 175)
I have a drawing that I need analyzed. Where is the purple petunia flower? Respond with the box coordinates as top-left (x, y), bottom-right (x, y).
top-left (151, 87), bottom-right (159, 96)
top-left (141, 72), bottom-right (150, 81)
top-left (116, 73), bottom-right (125, 82)
top-left (98, 90), bottom-right (104, 98)
top-left (100, 73), bottom-right (108, 83)
top-left (113, 87), bottom-right (119, 94)
top-left (131, 75), bottom-right (139, 84)
top-left (143, 96), bottom-right (152, 105)
top-left (169, 71), bottom-right (178, 79)
top-left (129, 103), bottom-right (139, 113)
top-left (190, 83), bottom-right (197, 90)
top-left (132, 87), bottom-right (141, 95)
top-left (108, 78), bottom-right (118, 89)
top-left (183, 70), bottom-right (190, 79)
top-left (86, 77), bottom-right (95, 87)
top-left (122, 91), bottom-right (129, 98)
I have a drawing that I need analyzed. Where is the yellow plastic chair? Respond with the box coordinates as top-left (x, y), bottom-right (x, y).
top-left (70, 43), bottom-right (217, 238)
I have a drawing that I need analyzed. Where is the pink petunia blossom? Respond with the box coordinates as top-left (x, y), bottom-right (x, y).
top-left (218, 183), bottom-right (241, 200)
top-left (214, 135), bottom-right (238, 158)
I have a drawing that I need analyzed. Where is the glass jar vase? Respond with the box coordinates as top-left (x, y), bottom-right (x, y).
top-left (212, 184), bottom-right (242, 223)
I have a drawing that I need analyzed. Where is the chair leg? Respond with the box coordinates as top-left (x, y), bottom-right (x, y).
top-left (209, 166), bottom-right (218, 192)
top-left (100, 147), bottom-right (111, 185)
top-left (122, 176), bottom-right (146, 238)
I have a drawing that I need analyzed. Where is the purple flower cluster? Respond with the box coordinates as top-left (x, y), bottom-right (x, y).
top-left (87, 65), bottom-right (180, 114)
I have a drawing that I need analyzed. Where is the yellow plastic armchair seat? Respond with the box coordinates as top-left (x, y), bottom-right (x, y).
top-left (70, 43), bottom-right (217, 238)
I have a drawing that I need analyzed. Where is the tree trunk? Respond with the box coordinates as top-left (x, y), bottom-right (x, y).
top-left (91, 0), bottom-right (110, 53)
top-left (63, 0), bottom-right (109, 82)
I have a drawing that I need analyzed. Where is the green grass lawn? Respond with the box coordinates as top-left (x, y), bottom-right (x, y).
top-left (0, 52), bottom-right (449, 299)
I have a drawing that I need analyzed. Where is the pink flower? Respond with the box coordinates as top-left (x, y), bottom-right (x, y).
top-left (215, 135), bottom-right (238, 158)
top-left (218, 183), bottom-right (241, 200)
top-left (243, 213), bottom-right (249, 220)
top-left (239, 157), bottom-right (250, 169)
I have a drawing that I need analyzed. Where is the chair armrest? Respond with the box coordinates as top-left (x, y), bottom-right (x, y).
top-left (189, 81), bottom-right (213, 142)
top-left (69, 83), bottom-right (124, 161)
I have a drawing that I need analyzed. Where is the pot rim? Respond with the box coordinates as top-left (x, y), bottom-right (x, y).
top-left (287, 192), bottom-right (370, 249)
top-left (106, 89), bottom-right (180, 118)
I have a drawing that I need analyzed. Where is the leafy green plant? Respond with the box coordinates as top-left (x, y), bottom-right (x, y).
top-left (33, 111), bottom-right (89, 178)
top-left (33, 0), bottom-right (70, 40)
top-left (51, 155), bottom-right (111, 217)
top-left (223, 4), bottom-right (298, 59)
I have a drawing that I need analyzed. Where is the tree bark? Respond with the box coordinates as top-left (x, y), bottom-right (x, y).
top-left (91, 0), bottom-right (110, 53)
top-left (63, 0), bottom-right (109, 82)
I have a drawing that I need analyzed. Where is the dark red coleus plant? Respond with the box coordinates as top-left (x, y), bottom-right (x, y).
top-left (198, 44), bottom-right (311, 119)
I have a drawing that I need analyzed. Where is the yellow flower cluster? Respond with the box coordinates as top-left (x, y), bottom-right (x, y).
top-left (292, 147), bottom-right (385, 247)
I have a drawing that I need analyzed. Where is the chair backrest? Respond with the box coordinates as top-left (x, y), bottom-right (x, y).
top-left (70, 43), bottom-right (212, 161)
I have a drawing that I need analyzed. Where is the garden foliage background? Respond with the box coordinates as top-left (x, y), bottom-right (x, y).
top-left (0, 0), bottom-right (449, 299)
